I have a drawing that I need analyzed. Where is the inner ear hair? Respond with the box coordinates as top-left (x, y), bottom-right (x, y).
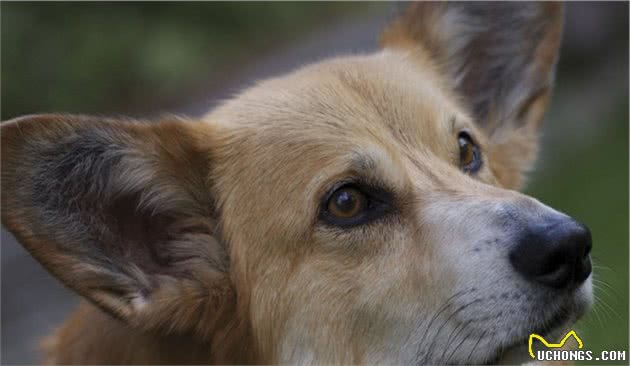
top-left (1, 114), bottom-right (233, 338)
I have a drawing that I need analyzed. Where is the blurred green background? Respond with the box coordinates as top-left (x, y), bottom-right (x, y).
top-left (1, 2), bottom-right (374, 119)
top-left (1, 2), bottom-right (628, 364)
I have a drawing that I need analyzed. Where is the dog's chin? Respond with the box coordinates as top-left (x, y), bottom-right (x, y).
top-left (490, 324), bottom-right (570, 365)
top-left (486, 283), bottom-right (593, 365)
top-left (487, 317), bottom-right (572, 365)
top-left (492, 344), bottom-right (530, 365)
top-left (490, 321), bottom-right (576, 365)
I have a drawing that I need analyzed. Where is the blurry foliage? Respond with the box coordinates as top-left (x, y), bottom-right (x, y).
top-left (1, 2), bottom-right (374, 119)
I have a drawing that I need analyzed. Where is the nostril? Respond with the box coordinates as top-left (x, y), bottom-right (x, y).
top-left (539, 251), bottom-right (567, 276)
top-left (535, 251), bottom-right (572, 289)
top-left (537, 267), bottom-right (571, 289)
top-left (576, 255), bottom-right (592, 283)
top-left (575, 224), bottom-right (593, 283)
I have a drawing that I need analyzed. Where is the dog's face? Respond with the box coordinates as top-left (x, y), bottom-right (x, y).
top-left (1, 3), bottom-right (592, 365)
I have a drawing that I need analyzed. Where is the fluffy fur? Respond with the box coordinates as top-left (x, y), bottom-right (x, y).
top-left (2, 3), bottom-right (591, 365)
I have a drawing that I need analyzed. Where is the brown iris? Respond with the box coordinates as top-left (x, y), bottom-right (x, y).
top-left (458, 131), bottom-right (482, 173)
top-left (327, 187), bottom-right (367, 218)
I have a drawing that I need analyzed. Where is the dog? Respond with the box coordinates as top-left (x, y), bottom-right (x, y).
top-left (1, 3), bottom-right (592, 365)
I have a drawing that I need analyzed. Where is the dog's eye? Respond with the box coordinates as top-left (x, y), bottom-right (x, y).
top-left (458, 131), bottom-right (482, 173)
top-left (320, 183), bottom-right (392, 228)
top-left (327, 187), bottom-right (367, 219)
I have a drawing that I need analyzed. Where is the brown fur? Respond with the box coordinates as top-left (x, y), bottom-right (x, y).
top-left (2, 3), bottom-right (574, 365)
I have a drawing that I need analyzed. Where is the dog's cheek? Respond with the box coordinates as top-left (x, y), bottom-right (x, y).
top-left (261, 223), bottom-right (431, 363)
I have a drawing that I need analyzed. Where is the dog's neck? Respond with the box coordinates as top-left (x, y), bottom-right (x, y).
top-left (44, 301), bottom-right (255, 364)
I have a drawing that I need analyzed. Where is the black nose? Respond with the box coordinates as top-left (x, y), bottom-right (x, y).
top-left (509, 218), bottom-right (592, 289)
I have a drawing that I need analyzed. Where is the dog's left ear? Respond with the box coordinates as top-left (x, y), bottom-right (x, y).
top-left (381, 2), bottom-right (564, 189)
top-left (1, 114), bottom-right (232, 339)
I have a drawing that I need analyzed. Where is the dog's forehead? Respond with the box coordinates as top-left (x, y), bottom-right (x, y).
top-left (209, 51), bottom-right (468, 152)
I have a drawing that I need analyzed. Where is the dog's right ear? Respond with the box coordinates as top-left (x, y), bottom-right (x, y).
top-left (381, 2), bottom-right (564, 189)
top-left (1, 114), bottom-right (232, 338)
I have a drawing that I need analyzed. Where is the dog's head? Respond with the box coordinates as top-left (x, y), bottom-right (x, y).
top-left (1, 3), bottom-right (592, 364)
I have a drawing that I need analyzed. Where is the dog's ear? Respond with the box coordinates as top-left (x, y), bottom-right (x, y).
top-left (1, 114), bottom-right (231, 338)
top-left (381, 2), bottom-right (564, 189)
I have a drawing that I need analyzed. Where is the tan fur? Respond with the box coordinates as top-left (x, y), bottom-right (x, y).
top-left (2, 4), bottom-right (586, 365)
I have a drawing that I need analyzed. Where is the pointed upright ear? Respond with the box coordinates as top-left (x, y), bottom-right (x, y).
top-left (381, 2), bottom-right (564, 189)
top-left (1, 114), bottom-right (232, 338)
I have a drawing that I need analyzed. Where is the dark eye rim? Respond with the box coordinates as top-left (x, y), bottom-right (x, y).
top-left (319, 181), bottom-right (393, 228)
top-left (458, 131), bottom-right (483, 174)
